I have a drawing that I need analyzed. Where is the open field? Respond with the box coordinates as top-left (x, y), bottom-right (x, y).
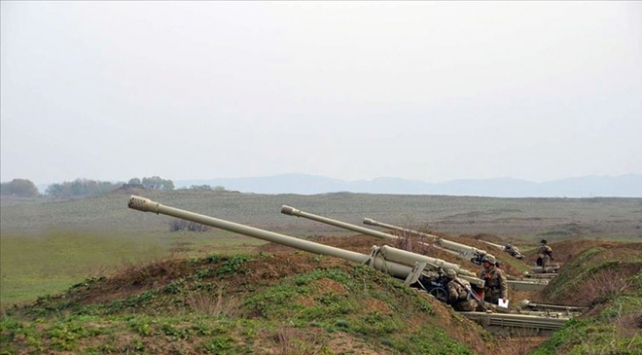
top-left (3, 189), bottom-right (641, 239)
top-left (1, 189), bottom-right (641, 308)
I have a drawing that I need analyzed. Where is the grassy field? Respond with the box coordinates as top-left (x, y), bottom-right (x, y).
top-left (3, 189), bottom-right (641, 239)
top-left (1, 189), bottom-right (641, 308)
top-left (0, 229), bottom-right (265, 308)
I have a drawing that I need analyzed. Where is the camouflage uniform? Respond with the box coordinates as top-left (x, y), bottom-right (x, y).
top-left (479, 255), bottom-right (508, 305)
top-left (537, 241), bottom-right (553, 271)
top-left (446, 277), bottom-right (477, 312)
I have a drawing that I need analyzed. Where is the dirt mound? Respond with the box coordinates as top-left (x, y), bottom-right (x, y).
top-left (540, 242), bottom-right (642, 306)
top-left (6, 250), bottom-right (499, 355)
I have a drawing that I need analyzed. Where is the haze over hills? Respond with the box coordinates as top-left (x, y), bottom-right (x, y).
top-left (175, 174), bottom-right (642, 198)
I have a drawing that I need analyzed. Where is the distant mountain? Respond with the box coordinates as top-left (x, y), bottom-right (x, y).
top-left (175, 173), bottom-right (642, 197)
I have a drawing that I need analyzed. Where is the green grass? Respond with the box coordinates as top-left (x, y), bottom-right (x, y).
top-left (1, 254), bottom-right (484, 355)
top-left (0, 230), bottom-right (265, 308)
top-left (531, 247), bottom-right (642, 355)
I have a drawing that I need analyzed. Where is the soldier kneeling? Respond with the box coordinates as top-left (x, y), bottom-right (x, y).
top-left (444, 269), bottom-right (477, 312)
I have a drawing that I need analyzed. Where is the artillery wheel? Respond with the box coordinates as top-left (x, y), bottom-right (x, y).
top-left (429, 287), bottom-right (448, 302)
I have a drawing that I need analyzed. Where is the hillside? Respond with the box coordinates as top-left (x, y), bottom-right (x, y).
top-left (1, 249), bottom-right (493, 354)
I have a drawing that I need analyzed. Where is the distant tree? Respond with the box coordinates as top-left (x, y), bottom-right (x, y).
top-left (45, 178), bottom-right (122, 198)
top-left (0, 179), bottom-right (39, 197)
top-left (141, 176), bottom-right (174, 190)
top-left (213, 185), bottom-right (226, 191)
top-left (188, 184), bottom-right (213, 191)
top-left (45, 183), bottom-right (64, 197)
top-left (123, 177), bottom-right (144, 189)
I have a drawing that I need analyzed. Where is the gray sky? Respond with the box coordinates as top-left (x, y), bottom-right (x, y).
top-left (2, 1), bottom-right (641, 186)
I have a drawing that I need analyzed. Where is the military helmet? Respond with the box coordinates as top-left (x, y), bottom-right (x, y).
top-left (540, 239), bottom-right (547, 244)
top-left (482, 254), bottom-right (496, 264)
top-left (445, 269), bottom-right (457, 278)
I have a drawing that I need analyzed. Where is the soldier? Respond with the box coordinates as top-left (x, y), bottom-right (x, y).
top-left (444, 269), bottom-right (477, 312)
top-left (537, 239), bottom-right (554, 271)
top-left (478, 254), bottom-right (508, 305)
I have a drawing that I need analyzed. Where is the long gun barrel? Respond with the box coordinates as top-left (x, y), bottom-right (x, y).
top-left (281, 205), bottom-right (480, 280)
top-left (363, 218), bottom-right (439, 241)
top-left (363, 217), bottom-right (488, 265)
top-left (282, 206), bottom-right (460, 259)
top-left (128, 196), bottom-right (484, 287)
top-left (283, 206), bottom-right (402, 241)
top-left (129, 196), bottom-right (414, 278)
top-left (365, 218), bottom-right (527, 261)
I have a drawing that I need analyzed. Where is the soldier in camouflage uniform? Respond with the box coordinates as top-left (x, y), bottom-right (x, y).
top-left (478, 254), bottom-right (508, 305)
top-left (537, 239), bottom-right (554, 271)
top-left (444, 269), bottom-right (477, 312)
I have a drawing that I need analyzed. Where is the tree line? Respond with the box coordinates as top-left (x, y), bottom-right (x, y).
top-left (1, 177), bottom-right (226, 198)
top-left (0, 179), bottom-right (39, 197)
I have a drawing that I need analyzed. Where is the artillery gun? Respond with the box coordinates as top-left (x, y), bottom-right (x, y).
top-left (363, 218), bottom-right (558, 277)
top-left (362, 218), bottom-right (488, 265)
top-left (364, 218), bottom-right (530, 263)
top-left (283, 206), bottom-right (548, 292)
top-left (127, 195), bottom-right (580, 336)
top-left (280, 206), bottom-right (482, 264)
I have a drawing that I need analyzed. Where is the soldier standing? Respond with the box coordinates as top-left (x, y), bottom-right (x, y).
top-left (478, 254), bottom-right (508, 305)
top-left (537, 239), bottom-right (554, 272)
top-left (444, 269), bottom-right (477, 312)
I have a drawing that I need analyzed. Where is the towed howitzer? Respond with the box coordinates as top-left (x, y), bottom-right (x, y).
top-left (129, 196), bottom-right (480, 299)
top-left (364, 218), bottom-right (527, 261)
top-left (281, 206), bottom-right (479, 279)
top-left (363, 218), bottom-right (488, 265)
top-left (365, 218), bottom-right (525, 262)
top-left (284, 207), bottom-right (548, 292)
top-left (361, 218), bottom-right (554, 288)
top-left (127, 196), bottom-right (575, 335)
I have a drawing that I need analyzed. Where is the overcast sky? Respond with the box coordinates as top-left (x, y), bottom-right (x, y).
top-left (1, 1), bottom-right (641, 186)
